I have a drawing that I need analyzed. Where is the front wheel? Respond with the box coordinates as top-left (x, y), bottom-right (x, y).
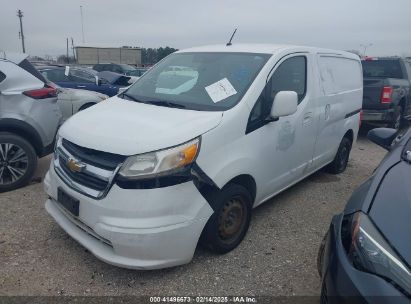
top-left (326, 137), bottom-right (352, 174)
top-left (200, 184), bottom-right (252, 254)
top-left (0, 132), bottom-right (37, 192)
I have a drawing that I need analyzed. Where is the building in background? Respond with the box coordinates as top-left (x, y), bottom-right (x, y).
top-left (75, 46), bottom-right (141, 65)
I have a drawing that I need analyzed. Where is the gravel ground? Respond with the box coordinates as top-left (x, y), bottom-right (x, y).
top-left (0, 130), bottom-right (389, 297)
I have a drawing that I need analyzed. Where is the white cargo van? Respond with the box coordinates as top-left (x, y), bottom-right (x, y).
top-left (44, 44), bottom-right (363, 269)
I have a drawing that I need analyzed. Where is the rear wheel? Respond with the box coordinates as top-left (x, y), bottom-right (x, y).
top-left (0, 132), bottom-right (37, 192)
top-left (200, 184), bottom-right (252, 253)
top-left (326, 137), bottom-right (352, 174)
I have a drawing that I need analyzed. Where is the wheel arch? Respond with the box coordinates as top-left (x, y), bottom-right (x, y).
top-left (77, 101), bottom-right (97, 112)
top-left (0, 119), bottom-right (43, 156)
top-left (343, 129), bottom-right (354, 144)
top-left (224, 174), bottom-right (257, 205)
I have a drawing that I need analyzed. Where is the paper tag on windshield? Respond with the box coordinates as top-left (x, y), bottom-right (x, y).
top-left (205, 78), bottom-right (237, 103)
top-left (64, 66), bottom-right (70, 76)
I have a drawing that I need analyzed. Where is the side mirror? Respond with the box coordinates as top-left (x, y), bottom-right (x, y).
top-left (270, 91), bottom-right (298, 120)
top-left (367, 128), bottom-right (398, 150)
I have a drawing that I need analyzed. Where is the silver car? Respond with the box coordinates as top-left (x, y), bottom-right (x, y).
top-left (0, 53), bottom-right (62, 192)
top-left (53, 84), bottom-right (108, 122)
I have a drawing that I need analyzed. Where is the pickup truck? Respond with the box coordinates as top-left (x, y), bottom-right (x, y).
top-left (362, 57), bottom-right (411, 129)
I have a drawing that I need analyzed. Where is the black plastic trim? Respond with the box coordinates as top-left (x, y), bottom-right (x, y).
top-left (115, 165), bottom-right (193, 189)
top-left (191, 163), bottom-right (220, 211)
top-left (345, 108), bottom-right (362, 119)
top-left (114, 162), bottom-right (221, 211)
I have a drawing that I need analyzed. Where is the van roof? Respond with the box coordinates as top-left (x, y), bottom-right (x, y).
top-left (177, 44), bottom-right (359, 59)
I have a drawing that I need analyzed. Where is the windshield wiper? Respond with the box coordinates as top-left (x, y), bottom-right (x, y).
top-left (120, 93), bottom-right (186, 109)
top-left (145, 100), bottom-right (186, 109)
top-left (120, 92), bottom-right (142, 102)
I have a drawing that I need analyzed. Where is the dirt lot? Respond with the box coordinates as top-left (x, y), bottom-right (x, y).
top-left (0, 131), bottom-right (388, 297)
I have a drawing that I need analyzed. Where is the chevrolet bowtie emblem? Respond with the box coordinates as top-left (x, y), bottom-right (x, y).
top-left (67, 158), bottom-right (86, 173)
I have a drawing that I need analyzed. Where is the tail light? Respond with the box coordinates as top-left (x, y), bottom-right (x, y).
top-left (381, 86), bottom-right (393, 103)
top-left (23, 85), bottom-right (57, 99)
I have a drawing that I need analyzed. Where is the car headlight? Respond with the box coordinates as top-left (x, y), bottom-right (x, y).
top-left (118, 137), bottom-right (200, 179)
top-left (343, 212), bottom-right (411, 295)
top-left (54, 134), bottom-right (62, 157)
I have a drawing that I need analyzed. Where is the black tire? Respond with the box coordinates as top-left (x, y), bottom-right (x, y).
top-left (326, 137), bottom-right (352, 174)
top-left (389, 105), bottom-right (403, 130)
top-left (79, 103), bottom-right (95, 111)
top-left (0, 132), bottom-right (37, 193)
top-left (200, 184), bottom-right (252, 254)
top-left (317, 232), bottom-right (328, 278)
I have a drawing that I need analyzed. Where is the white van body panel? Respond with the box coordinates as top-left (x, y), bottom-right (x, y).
top-left (312, 55), bottom-right (363, 167)
top-left (45, 44), bottom-right (362, 269)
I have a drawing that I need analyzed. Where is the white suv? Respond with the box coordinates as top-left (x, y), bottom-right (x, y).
top-left (0, 53), bottom-right (62, 192)
top-left (44, 44), bottom-right (363, 269)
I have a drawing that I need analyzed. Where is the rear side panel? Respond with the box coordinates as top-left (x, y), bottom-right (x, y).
top-left (313, 55), bottom-right (362, 167)
top-left (0, 60), bottom-right (62, 150)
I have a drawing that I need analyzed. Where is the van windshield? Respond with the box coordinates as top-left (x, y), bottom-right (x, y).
top-left (123, 52), bottom-right (271, 111)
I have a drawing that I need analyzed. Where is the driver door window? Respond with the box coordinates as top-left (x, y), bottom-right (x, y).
top-left (247, 56), bottom-right (307, 133)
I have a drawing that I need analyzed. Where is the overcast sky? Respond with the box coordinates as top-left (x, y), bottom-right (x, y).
top-left (1, 0), bottom-right (410, 57)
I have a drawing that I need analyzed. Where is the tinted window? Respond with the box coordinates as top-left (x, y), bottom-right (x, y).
top-left (362, 60), bottom-right (404, 79)
top-left (70, 69), bottom-right (96, 83)
top-left (0, 71), bottom-right (5, 83)
top-left (93, 64), bottom-right (104, 71)
top-left (270, 56), bottom-right (306, 103)
top-left (41, 69), bottom-right (69, 82)
top-left (247, 56), bottom-right (307, 133)
top-left (404, 62), bottom-right (411, 80)
top-left (19, 59), bottom-right (47, 83)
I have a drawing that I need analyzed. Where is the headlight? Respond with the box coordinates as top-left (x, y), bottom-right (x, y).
top-left (54, 134), bottom-right (62, 157)
top-left (119, 137), bottom-right (200, 179)
top-left (344, 212), bottom-right (411, 295)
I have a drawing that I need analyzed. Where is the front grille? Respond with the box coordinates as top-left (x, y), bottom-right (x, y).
top-left (62, 139), bottom-right (126, 170)
top-left (54, 139), bottom-right (125, 198)
top-left (59, 154), bottom-right (108, 191)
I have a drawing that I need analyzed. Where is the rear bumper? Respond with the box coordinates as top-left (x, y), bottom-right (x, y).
top-left (320, 214), bottom-right (410, 303)
top-left (362, 109), bottom-right (394, 122)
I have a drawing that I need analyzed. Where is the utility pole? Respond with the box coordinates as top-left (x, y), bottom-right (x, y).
top-left (66, 38), bottom-right (69, 64)
top-left (71, 37), bottom-right (76, 62)
top-left (17, 10), bottom-right (25, 53)
top-left (80, 5), bottom-right (85, 44)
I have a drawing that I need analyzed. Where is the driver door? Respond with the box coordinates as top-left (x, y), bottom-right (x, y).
top-left (247, 54), bottom-right (319, 200)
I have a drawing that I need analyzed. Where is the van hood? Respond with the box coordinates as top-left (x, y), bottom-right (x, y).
top-left (59, 96), bottom-right (223, 155)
